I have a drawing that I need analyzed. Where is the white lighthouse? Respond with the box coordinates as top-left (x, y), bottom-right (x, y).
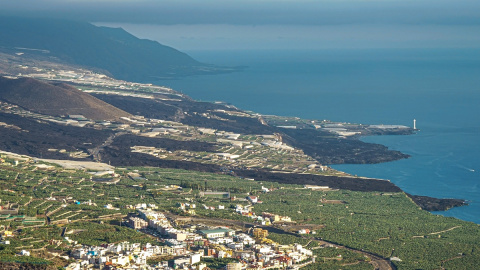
top-left (413, 119), bottom-right (416, 130)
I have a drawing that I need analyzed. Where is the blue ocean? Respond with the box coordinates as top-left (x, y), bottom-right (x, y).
top-left (154, 49), bottom-right (480, 224)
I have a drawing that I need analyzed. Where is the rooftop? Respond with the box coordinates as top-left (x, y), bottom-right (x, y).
top-left (199, 228), bottom-right (234, 234)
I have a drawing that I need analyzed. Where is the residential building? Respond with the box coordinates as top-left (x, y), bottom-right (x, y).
top-left (128, 217), bottom-right (148, 230)
top-left (252, 228), bottom-right (268, 239)
top-left (198, 228), bottom-right (235, 238)
top-left (226, 262), bottom-right (242, 270)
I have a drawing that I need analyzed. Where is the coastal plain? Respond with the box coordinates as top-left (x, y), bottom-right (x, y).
top-left (0, 25), bottom-right (478, 269)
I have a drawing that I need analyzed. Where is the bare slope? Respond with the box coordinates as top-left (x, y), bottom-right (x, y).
top-left (0, 76), bottom-right (131, 120)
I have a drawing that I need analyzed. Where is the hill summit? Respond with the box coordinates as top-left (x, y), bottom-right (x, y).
top-left (0, 76), bottom-right (131, 121)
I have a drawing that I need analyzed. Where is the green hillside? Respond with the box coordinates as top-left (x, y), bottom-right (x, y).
top-left (0, 16), bottom-right (232, 81)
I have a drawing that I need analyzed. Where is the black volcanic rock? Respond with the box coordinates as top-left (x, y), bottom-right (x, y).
top-left (91, 94), bottom-right (182, 120)
top-left (234, 169), bottom-right (403, 193)
top-left (0, 112), bottom-right (111, 159)
top-left (407, 194), bottom-right (467, 211)
top-left (93, 93), bottom-right (410, 163)
top-left (0, 16), bottom-right (232, 81)
top-left (0, 76), bottom-right (130, 120)
top-left (93, 94), bottom-right (278, 134)
top-left (112, 135), bottom-right (218, 153)
top-left (281, 128), bottom-right (410, 164)
top-left (100, 144), bottom-right (402, 193)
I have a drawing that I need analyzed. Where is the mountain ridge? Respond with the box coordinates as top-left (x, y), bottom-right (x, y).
top-left (0, 16), bottom-right (234, 81)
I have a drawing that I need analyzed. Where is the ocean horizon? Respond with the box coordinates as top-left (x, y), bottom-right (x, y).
top-left (153, 48), bottom-right (480, 224)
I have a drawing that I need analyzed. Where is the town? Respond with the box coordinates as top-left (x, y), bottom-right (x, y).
top-left (65, 206), bottom-right (315, 270)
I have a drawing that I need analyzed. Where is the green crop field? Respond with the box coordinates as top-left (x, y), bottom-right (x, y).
top-left (0, 162), bottom-right (479, 269)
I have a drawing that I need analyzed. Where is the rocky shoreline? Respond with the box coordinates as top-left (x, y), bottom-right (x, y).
top-left (0, 78), bottom-right (467, 213)
top-left (407, 194), bottom-right (467, 211)
top-left (99, 145), bottom-right (466, 211)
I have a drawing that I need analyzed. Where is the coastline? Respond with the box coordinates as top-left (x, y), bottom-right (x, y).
top-left (92, 95), bottom-right (467, 212)
top-left (332, 130), bottom-right (477, 222)
top-left (150, 48), bottom-right (479, 223)
top-left (407, 194), bottom-right (467, 211)
top-left (0, 48), bottom-right (473, 219)
top-left (88, 86), bottom-right (469, 214)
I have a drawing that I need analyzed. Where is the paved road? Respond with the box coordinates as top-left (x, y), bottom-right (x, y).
top-left (311, 239), bottom-right (394, 270)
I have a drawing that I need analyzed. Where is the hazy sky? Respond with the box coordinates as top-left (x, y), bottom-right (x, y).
top-left (3, 0), bottom-right (480, 50)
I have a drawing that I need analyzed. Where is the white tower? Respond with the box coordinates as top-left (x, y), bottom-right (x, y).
top-left (413, 119), bottom-right (416, 130)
